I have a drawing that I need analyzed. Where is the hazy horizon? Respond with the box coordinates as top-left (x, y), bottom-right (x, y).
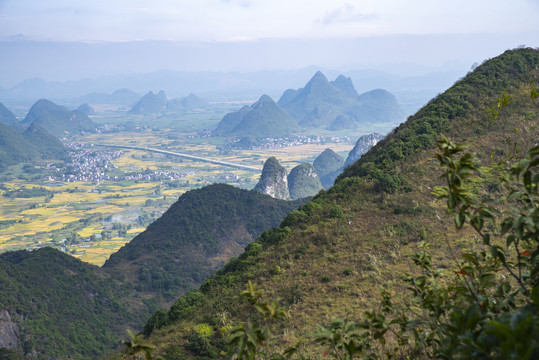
top-left (1, 0), bottom-right (538, 88)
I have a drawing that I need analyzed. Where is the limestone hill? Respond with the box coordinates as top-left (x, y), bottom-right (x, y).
top-left (129, 90), bottom-right (167, 114)
top-left (287, 163), bottom-right (323, 200)
top-left (313, 148), bottom-right (345, 189)
top-left (278, 71), bottom-right (404, 129)
top-left (20, 99), bottom-right (96, 137)
top-left (214, 95), bottom-right (297, 138)
top-left (253, 157), bottom-right (291, 200)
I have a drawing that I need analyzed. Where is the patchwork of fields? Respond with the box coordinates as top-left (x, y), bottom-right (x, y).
top-left (0, 127), bottom-right (355, 265)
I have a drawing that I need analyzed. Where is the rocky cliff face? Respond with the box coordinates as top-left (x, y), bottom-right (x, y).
top-left (287, 163), bottom-right (323, 199)
top-left (0, 310), bottom-right (20, 351)
top-left (344, 133), bottom-right (384, 168)
top-left (254, 157), bottom-right (290, 200)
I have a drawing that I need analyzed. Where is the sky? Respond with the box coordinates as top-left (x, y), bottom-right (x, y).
top-left (0, 0), bottom-right (538, 85)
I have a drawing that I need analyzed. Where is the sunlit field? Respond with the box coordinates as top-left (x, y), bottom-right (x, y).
top-left (0, 115), bottom-right (357, 265)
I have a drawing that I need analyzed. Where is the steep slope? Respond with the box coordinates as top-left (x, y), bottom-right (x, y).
top-left (0, 122), bottom-right (40, 170)
top-left (104, 184), bottom-right (305, 301)
top-left (343, 133), bottom-right (384, 167)
top-left (0, 248), bottom-right (140, 359)
top-left (22, 122), bottom-right (69, 161)
top-left (20, 99), bottom-right (96, 137)
top-left (214, 95), bottom-right (297, 138)
top-left (0, 121), bottom-right (68, 170)
top-left (142, 48), bottom-right (539, 358)
top-left (129, 90), bottom-right (167, 114)
top-left (313, 148), bottom-right (344, 189)
top-left (0, 103), bottom-right (17, 126)
top-left (287, 163), bottom-right (323, 200)
top-left (253, 157), bottom-right (290, 200)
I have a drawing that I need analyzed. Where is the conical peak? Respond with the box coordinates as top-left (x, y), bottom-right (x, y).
top-left (258, 94), bottom-right (274, 103)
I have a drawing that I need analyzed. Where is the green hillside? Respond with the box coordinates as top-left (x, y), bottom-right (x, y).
top-left (20, 99), bottom-right (96, 137)
top-left (139, 48), bottom-right (539, 359)
top-left (287, 163), bottom-right (323, 200)
top-left (104, 184), bottom-right (305, 302)
top-left (0, 121), bottom-right (67, 170)
top-left (214, 95), bottom-right (297, 138)
top-left (23, 122), bottom-right (68, 161)
top-left (0, 248), bottom-right (140, 359)
top-left (312, 148), bottom-right (344, 189)
top-left (0, 122), bottom-right (40, 170)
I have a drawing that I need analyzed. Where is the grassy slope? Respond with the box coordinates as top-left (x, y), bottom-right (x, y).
top-left (140, 48), bottom-right (539, 358)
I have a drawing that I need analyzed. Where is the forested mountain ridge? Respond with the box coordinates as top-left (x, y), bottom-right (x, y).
top-left (104, 184), bottom-right (306, 302)
top-left (138, 48), bottom-right (539, 359)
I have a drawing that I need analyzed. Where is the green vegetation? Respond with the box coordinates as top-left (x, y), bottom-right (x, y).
top-left (287, 163), bottom-right (323, 200)
top-left (137, 48), bottom-right (539, 359)
top-left (104, 184), bottom-right (306, 301)
top-left (313, 148), bottom-right (344, 189)
top-left (0, 121), bottom-right (67, 171)
top-left (0, 247), bottom-right (144, 359)
top-left (0, 102), bottom-right (17, 126)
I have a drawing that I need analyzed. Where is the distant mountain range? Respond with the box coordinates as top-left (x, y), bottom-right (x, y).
top-left (129, 90), bottom-right (168, 115)
top-left (0, 67), bottom-right (465, 116)
top-left (214, 71), bottom-right (404, 138)
top-left (78, 88), bottom-right (141, 106)
top-left (129, 91), bottom-right (209, 115)
top-left (278, 71), bottom-right (404, 129)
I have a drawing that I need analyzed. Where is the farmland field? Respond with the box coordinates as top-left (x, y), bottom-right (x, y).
top-left (0, 106), bottom-right (384, 265)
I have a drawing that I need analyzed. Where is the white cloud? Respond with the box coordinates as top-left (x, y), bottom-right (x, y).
top-left (321, 4), bottom-right (377, 24)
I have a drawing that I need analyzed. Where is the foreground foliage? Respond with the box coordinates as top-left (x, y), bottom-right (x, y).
top-left (227, 137), bottom-right (539, 359)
